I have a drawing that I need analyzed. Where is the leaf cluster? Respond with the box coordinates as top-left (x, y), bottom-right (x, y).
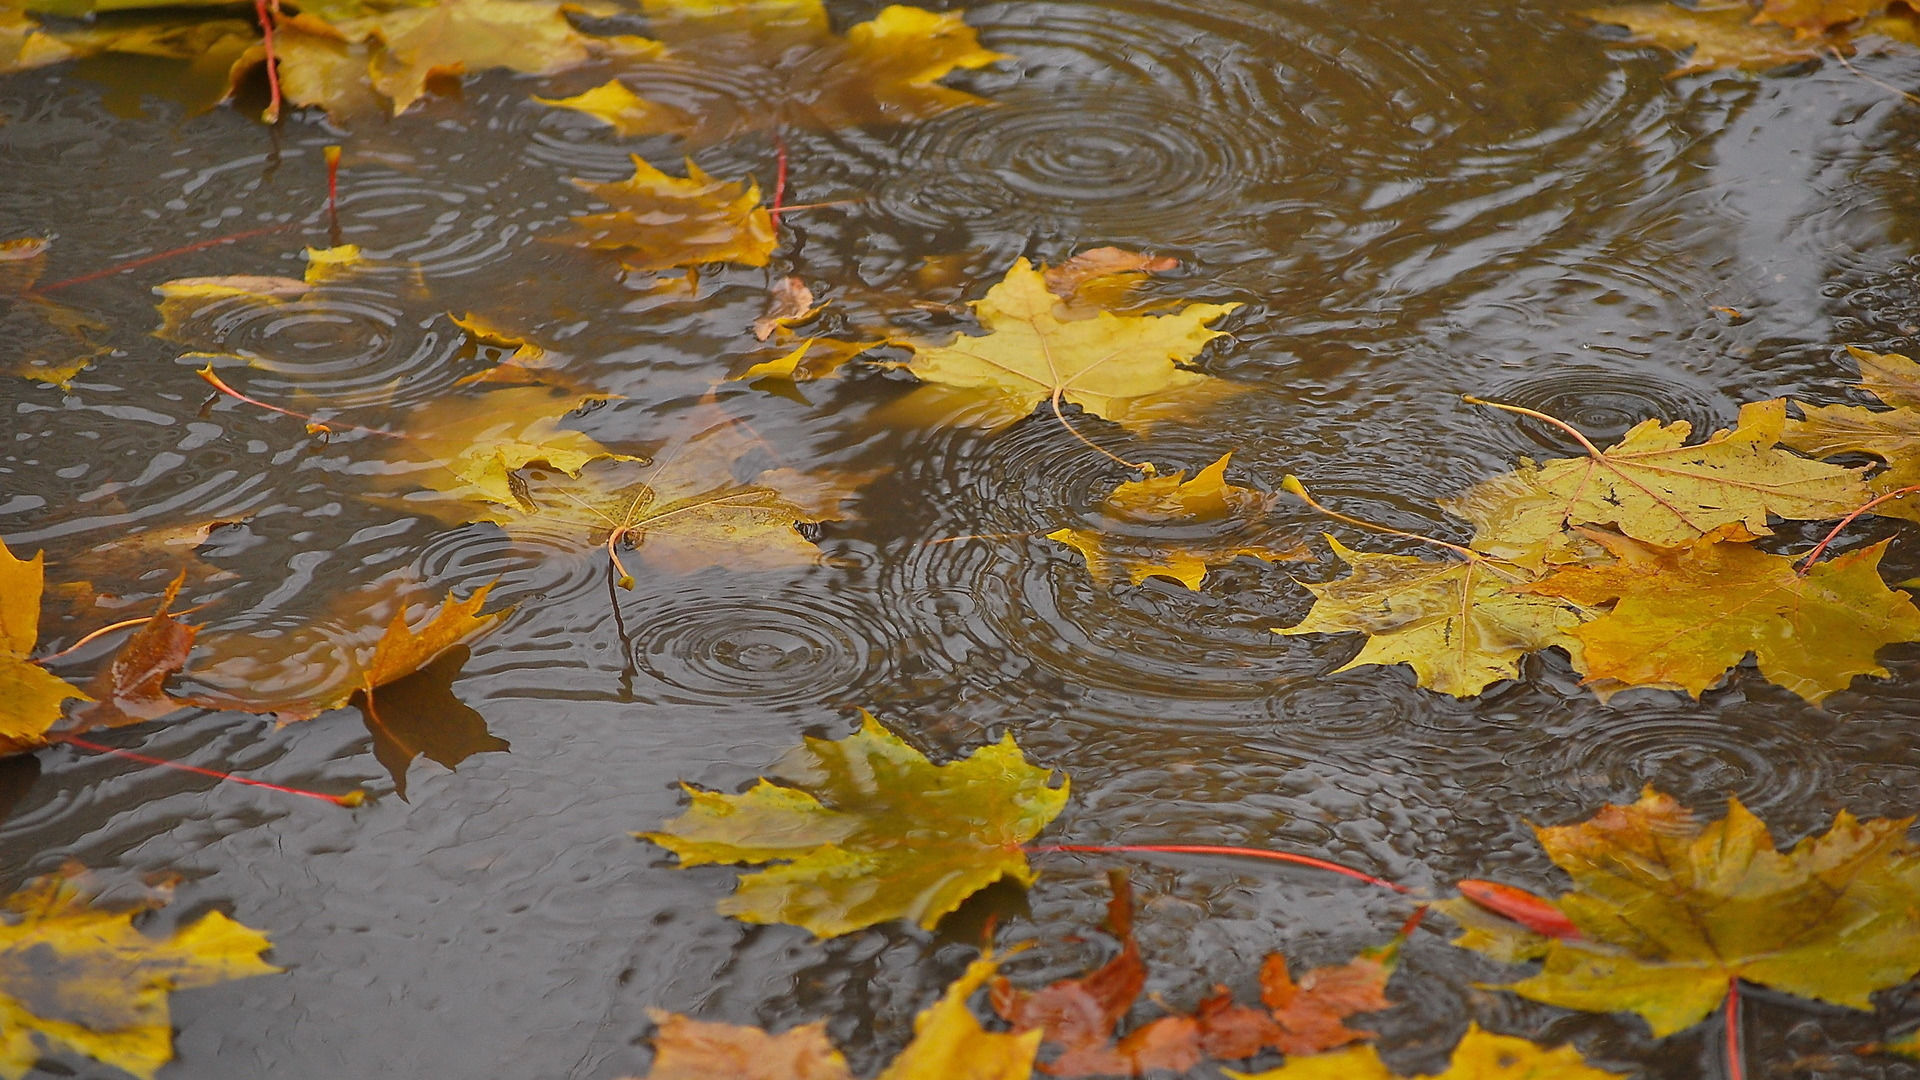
top-left (1583, 0), bottom-right (1920, 75)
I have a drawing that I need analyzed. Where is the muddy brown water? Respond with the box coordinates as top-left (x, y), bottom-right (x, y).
top-left (7, 0), bottom-right (1920, 1076)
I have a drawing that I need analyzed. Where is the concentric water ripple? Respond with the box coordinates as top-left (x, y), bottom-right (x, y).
top-left (333, 171), bottom-right (526, 280)
top-left (1472, 364), bottom-right (1731, 458)
top-left (1537, 702), bottom-right (1835, 815)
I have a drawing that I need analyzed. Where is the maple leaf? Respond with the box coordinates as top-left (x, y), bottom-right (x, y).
top-left (560, 155), bottom-right (776, 273)
top-left (993, 873), bottom-right (1396, 1076)
top-left (1442, 787), bottom-right (1920, 1038)
top-left (1782, 347), bottom-right (1920, 521)
top-left (1442, 399), bottom-right (1869, 568)
top-left (361, 644), bottom-right (508, 800)
top-left (382, 384), bottom-right (641, 510)
top-left (643, 711), bottom-right (1068, 937)
top-left (1752, 0), bottom-right (1883, 37)
top-left (1274, 536), bottom-right (1592, 699)
top-left (537, 0), bottom-right (1007, 145)
top-left (631, 955), bottom-right (1038, 1079)
top-left (0, 868), bottom-right (279, 1080)
top-left (151, 244), bottom-right (369, 349)
top-left (67, 572), bottom-right (197, 733)
top-left (1221, 1024), bottom-right (1623, 1080)
top-left (0, 237), bottom-right (108, 388)
top-left (891, 258), bottom-right (1241, 434)
top-left (1583, 2), bottom-right (1833, 74)
top-left (0, 537), bottom-right (91, 755)
top-left (463, 416), bottom-right (864, 582)
top-left (1048, 454), bottom-right (1306, 590)
top-left (1518, 527), bottom-right (1920, 703)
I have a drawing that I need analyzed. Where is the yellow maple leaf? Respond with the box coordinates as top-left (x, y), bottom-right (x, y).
top-left (1274, 536), bottom-right (1592, 699)
top-left (892, 258), bottom-right (1241, 434)
top-left (561, 155), bottom-right (776, 273)
top-left (0, 870), bottom-right (280, 1080)
top-left (1047, 453), bottom-right (1306, 590)
top-left (1583, 2), bottom-right (1832, 74)
top-left (1223, 1023), bottom-right (1622, 1080)
top-left (539, 0), bottom-right (1007, 144)
top-left (0, 537), bottom-right (91, 754)
top-left (1782, 346), bottom-right (1920, 521)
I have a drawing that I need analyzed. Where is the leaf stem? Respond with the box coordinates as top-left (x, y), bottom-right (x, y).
top-left (770, 132), bottom-right (789, 229)
top-left (1282, 474), bottom-right (1507, 574)
top-left (255, 0), bottom-right (283, 124)
top-left (1029, 843), bottom-right (1409, 893)
top-left (32, 603), bottom-right (211, 665)
top-left (1050, 386), bottom-right (1154, 474)
top-left (197, 365), bottom-right (406, 439)
top-left (1796, 484), bottom-right (1920, 574)
top-left (1726, 978), bottom-right (1744, 1080)
top-left (33, 224), bottom-right (296, 293)
top-left (1462, 395), bottom-right (1606, 458)
top-left (58, 735), bottom-right (363, 806)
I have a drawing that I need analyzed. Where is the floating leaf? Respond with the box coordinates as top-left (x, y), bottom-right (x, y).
top-left (1782, 347), bottom-right (1920, 521)
top-left (1521, 527), bottom-right (1920, 703)
top-left (1222, 1024), bottom-right (1623, 1080)
top-left (1274, 536), bottom-right (1591, 699)
top-left (68, 572), bottom-right (197, 732)
top-left (1047, 454), bottom-right (1306, 590)
top-left (467, 416), bottom-right (865, 580)
top-left (351, 0), bottom-right (615, 115)
top-left (152, 244), bottom-right (371, 349)
top-left (1443, 399), bottom-right (1869, 568)
top-left (0, 869), bottom-right (280, 1080)
top-left (892, 258), bottom-right (1240, 433)
top-left (542, 0), bottom-right (1007, 145)
top-left (385, 384), bottom-right (641, 509)
top-left (1583, 2), bottom-right (1832, 73)
top-left (0, 537), bottom-right (91, 755)
top-left (993, 873), bottom-right (1396, 1076)
top-left (632, 955), bottom-right (1037, 1079)
top-left (561, 155), bottom-right (776, 273)
top-left (643, 711), bottom-right (1068, 937)
top-left (1752, 0), bottom-right (1883, 36)
top-left (1442, 787), bottom-right (1920, 1037)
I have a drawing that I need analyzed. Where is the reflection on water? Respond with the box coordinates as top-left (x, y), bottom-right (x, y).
top-left (7, 0), bottom-right (1920, 1075)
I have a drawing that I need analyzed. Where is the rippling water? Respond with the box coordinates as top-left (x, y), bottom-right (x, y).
top-left (8, 0), bottom-right (1920, 1075)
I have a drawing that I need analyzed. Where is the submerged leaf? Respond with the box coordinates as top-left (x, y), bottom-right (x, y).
top-left (385, 384), bottom-right (641, 508)
top-left (1223, 1024), bottom-right (1622, 1080)
top-left (1443, 399), bottom-right (1869, 567)
top-left (1444, 788), bottom-right (1920, 1037)
top-left (1521, 528), bottom-right (1920, 703)
top-left (0, 869), bottom-right (279, 1080)
top-left (0, 237), bottom-right (108, 388)
top-left (894, 258), bottom-right (1241, 433)
top-left (69, 573), bottom-right (197, 732)
top-left (643, 712), bottom-right (1068, 937)
top-left (1274, 536), bottom-right (1590, 698)
top-left (1583, 2), bottom-right (1832, 73)
top-left (561, 155), bottom-right (776, 273)
top-left (1047, 454), bottom-right (1306, 590)
top-left (361, 645), bottom-right (508, 800)
top-left (631, 956), bottom-right (1036, 1079)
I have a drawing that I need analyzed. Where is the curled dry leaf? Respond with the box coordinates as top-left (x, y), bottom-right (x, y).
top-left (890, 258), bottom-right (1241, 434)
top-left (629, 955), bottom-right (1038, 1080)
top-left (0, 868), bottom-right (280, 1080)
top-left (1222, 1024), bottom-right (1624, 1080)
top-left (538, 0), bottom-right (1008, 145)
top-left (1048, 453), bottom-right (1307, 590)
top-left (1440, 787), bottom-right (1920, 1037)
top-left (642, 711), bottom-right (1068, 937)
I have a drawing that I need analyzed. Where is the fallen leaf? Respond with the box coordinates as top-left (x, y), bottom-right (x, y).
top-left (384, 384), bottom-right (641, 509)
top-left (1047, 453), bottom-right (1306, 590)
top-left (1274, 536), bottom-right (1591, 699)
top-left (465, 416), bottom-right (865, 580)
top-left (68, 572), bottom-right (197, 732)
top-left (360, 644), bottom-right (507, 800)
top-left (151, 244), bottom-right (370, 348)
top-left (734, 336), bottom-right (882, 384)
top-left (630, 955), bottom-right (1037, 1079)
top-left (892, 258), bottom-right (1241, 433)
top-left (754, 276), bottom-right (816, 340)
top-left (1782, 347), bottom-right (1920, 521)
top-left (561, 155), bottom-right (776, 273)
top-left (539, 0), bottom-right (1007, 145)
top-left (1042, 247), bottom-right (1179, 312)
top-left (1441, 787), bottom-right (1920, 1037)
top-left (1583, 2), bottom-right (1832, 74)
top-left (1442, 399), bottom-right (1870, 568)
top-left (352, 0), bottom-right (614, 114)
top-left (993, 872), bottom-right (1397, 1076)
top-left (0, 868), bottom-right (279, 1080)
top-left (1222, 1023), bottom-right (1623, 1080)
top-left (0, 537), bottom-right (92, 755)
top-left (642, 711), bottom-right (1068, 937)
top-left (0, 236), bottom-right (108, 388)
top-left (1752, 0), bottom-right (1882, 37)
top-left (1519, 526), bottom-right (1920, 703)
